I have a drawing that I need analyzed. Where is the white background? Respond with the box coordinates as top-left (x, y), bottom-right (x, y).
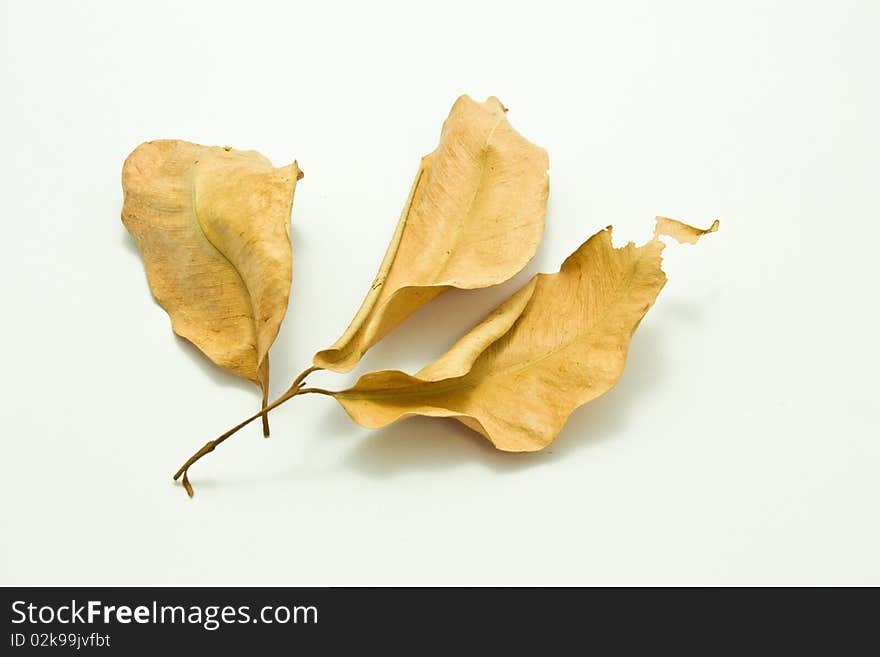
top-left (1, 1), bottom-right (878, 585)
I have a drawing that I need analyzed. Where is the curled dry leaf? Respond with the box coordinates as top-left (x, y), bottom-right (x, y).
top-left (655, 216), bottom-right (719, 244)
top-left (314, 95), bottom-right (549, 373)
top-left (332, 217), bottom-right (718, 451)
top-left (122, 140), bottom-right (302, 434)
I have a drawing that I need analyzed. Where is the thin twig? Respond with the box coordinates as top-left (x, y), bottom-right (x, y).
top-left (173, 365), bottom-right (327, 497)
top-left (261, 383), bottom-right (270, 438)
top-left (296, 387), bottom-right (335, 396)
top-left (284, 365), bottom-right (322, 396)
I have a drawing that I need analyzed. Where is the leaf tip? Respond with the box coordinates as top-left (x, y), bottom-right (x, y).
top-left (654, 216), bottom-right (720, 244)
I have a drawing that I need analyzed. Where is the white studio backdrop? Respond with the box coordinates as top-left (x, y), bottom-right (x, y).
top-left (1, 1), bottom-right (877, 585)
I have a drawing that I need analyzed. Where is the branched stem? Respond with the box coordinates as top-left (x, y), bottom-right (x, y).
top-left (173, 365), bottom-right (333, 497)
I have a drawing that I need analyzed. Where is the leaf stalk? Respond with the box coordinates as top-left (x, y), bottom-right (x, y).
top-left (172, 366), bottom-right (333, 497)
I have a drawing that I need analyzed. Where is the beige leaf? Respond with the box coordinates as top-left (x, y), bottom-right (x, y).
top-left (314, 95), bottom-right (549, 373)
top-left (332, 217), bottom-right (718, 451)
top-left (122, 140), bottom-right (302, 432)
top-left (655, 216), bottom-right (719, 244)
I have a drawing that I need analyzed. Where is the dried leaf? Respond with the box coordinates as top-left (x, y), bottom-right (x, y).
top-left (655, 216), bottom-right (719, 244)
top-left (314, 95), bottom-right (549, 373)
top-left (332, 218), bottom-right (718, 451)
top-left (122, 140), bottom-right (302, 429)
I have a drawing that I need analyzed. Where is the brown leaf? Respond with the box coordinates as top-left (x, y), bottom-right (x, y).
top-left (122, 140), bottom-right (302, 426)
top-left (332, 217), bottom-right (718, 451)
top-left (314, 95), bottom-right (549, 373)
top-left (655, 216), bottom-right (719, 244)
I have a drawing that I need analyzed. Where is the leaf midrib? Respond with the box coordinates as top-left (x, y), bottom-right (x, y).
top-left (190, 160), bottom-right (261, 361)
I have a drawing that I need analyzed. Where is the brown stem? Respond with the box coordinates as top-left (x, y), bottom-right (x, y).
top-left (261, 384), bottom-right (270, 438)
top-left (259, 357), bottom-right (271, 438)
top-left (296, 387), bottom-right (335, 396)
top-left (173, 365), bottom-right (327, 497)
top-left (283, 365), bottom-right (323, 396)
